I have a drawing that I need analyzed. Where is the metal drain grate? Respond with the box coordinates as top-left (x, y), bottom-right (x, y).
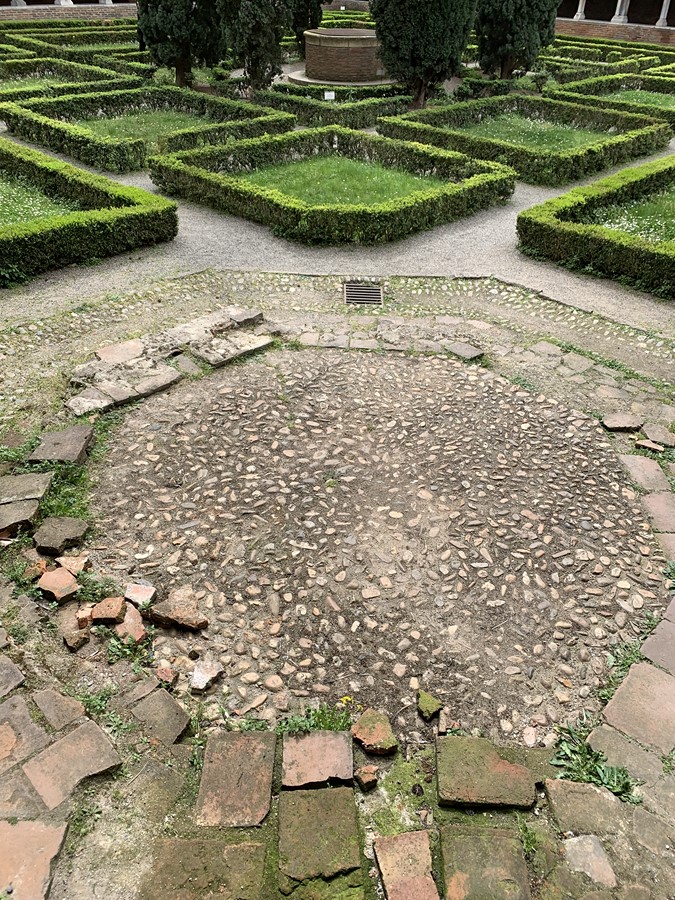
top-left (343, 281), bottom-right (383, 306)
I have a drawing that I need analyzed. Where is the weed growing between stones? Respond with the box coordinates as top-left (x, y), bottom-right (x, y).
top-left (275, 702), bottom-right (354, 735)
top-left (551, 716), bottom-right (642, 803)
top-left (0, 604), bottom-right (29, 644)
top-left (517, 814), bottom-right (540, 858)
top-left (597, 613), bottom-right (659, 702)
top-left (93, 625), bottom-right (155, 671)
top-left (0, 540), bottom-right (41, 600)
top-left (75, 572), bottom-right (122, 606)
top-left (663, 750), bottom-right (675, 775)
top-left (69, 684), bottom-right (135, 738)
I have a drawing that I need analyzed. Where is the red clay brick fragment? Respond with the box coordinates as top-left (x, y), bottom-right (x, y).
top-left (37, 568), bottom-right (79, 605)
top-left (91, 596), bottom-right (127, 625)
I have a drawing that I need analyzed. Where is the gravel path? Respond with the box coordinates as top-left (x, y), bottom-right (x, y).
top-left (0, 126), bottom-right (674, 337)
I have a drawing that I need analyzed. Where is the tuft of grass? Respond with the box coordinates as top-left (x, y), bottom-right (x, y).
top-left (517, 815), bottom-right (540, 858)
top-left (93, 626), bottom-right (155, 672)
top-left (76, 572), bottom-right (122, 605)
top-left (276, 702), bottom-right (354, 735)
top-left (663, 750), bottom-right (675, 775)
top-left (597, 614), bottom-right (659, 702)
top-left (552, 715), bottom-right (642, 804)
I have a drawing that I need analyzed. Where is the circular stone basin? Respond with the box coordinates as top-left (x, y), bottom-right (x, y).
top-left (92, 349), bottom-right (665, 739)
top-left (304, 27), bottom-right (387, 84)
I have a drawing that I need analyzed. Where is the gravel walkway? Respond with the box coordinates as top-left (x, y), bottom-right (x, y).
top-left (0, 126), bottom-right (674, 337)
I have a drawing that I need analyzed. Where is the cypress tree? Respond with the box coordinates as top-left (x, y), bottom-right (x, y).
top-left (476, 0), bottom-right (559, 80)
top-left (291, 0), bottom-right (323, 56)
top-left (370, 0), bottom-right (477, 109)
top-left (231, 0), bottom-right (294, 91)
top-left (137, 0), bottom-right (224, 88)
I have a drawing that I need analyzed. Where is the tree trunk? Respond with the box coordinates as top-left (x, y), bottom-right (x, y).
top-left (410, 77), bottom-right (427, 109)
top-left (175, 54), bottom-right (192, 88)
top-left (500, 55), bottom-right (517, 80)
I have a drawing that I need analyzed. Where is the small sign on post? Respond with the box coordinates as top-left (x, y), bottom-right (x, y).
top-left (324, 90), bottom-right (336, 101)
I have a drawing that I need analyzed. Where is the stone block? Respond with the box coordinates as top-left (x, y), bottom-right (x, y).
top-left (149, 585), bottom-right (208, 631)
top-left (0, 471), bottom-right (52, 505)
top-left (282, 730), bottom-right (353, 788)
top-left (33, 689), bottom-right (84, 730)
top-left (437, 735), bottom-right (536, 808)
top-left (619, 455), bottom-right (670, 493)
top-left (278, 787), bottom-right (361, 882)
top-left (588, 724), bottom-right (663, 787)
top-left (0, 820), bottom-right (67, 899)
top-left (28, 425), bottom-right (94, 465)
top-left (351, 708), bottom-right (398, 755)
top-left (632, 805), bottom-right (675, 856)
top-left (642, 492), bottom-right (675, 532)
top-left (602, 413), bottom-right (643, 431)
top-left (96, 338), bottom-right (144, 364)
top-left (33, 516), bottom-right (88, 555)
top-left (190, 653), bottom-right (224, 694)
top-left (545, 779), bottom-right (625, 834)
top-left (0, 654), bottom-right (24, 698)
top-left (441, 825), bottom-right (531, 899)
top-left (0, 696), bottom-right (50, 775)
top-left (0, 769), bottom-right (44, 819)
top-left (446, 341), bottom-right (484, 361)
top-left (23, 720), bottom-right (121, 810)
top-left (66, 387), bottom-right (114, 416)
top-left (96, 379), bottom-right (140, 405)
top-left (643, 423), bottom-right (675, 449)
top-left (132, 688), bottom-right (190, 745)
top-left (194, 731), bottom-right (276, 827)
top-left (603, 663), bottom-right (675, 755)
top-left (641, 620), bottom-right (675, 676)
top-left (564, 836), bottom-right (616, 888)
top-left (0, 499), bottom-right (40, 538)
top-left (375, 830), bottom-right (440, 900)
top-left (133, 366), bottom-right (182, 398)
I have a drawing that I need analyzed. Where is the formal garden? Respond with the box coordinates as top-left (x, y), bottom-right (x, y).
top-left (0, 1), bottom-right (674, 899)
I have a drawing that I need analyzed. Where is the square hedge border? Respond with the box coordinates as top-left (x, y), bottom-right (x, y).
top-left (536, 53), bottom-right (658, 84)
top-left (516, 155), bottom-right (675, 301)
top-left (0, 86), bottom-right (296, 173)
top-left (377, 95), bottom-right (672, 186)
top-left (544, 75), bottom-right (675, 129)
top-left (6, 31), bottom-right (139, 66)
top-left (0, 136), bottom-right (177, 288)
top-left (252, 89), bottom-right (411, 129)
top-left (551, 35), bottom-right (675, 68)
top-left (0, 57), bottom-right (140, 104)
top-left (148, 125), bottom-right (516, 245)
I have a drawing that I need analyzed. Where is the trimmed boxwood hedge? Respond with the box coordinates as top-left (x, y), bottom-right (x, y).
top-left (537, 54), bottom-right (658, 84)
top-left (544, 74), bottom-right (675, 129)
top-left (270, 82), bottom-right (408, 100)
top-left (91, 53), bottom-right (155, 79)
top-left (377, 95), bottom-right (672, 186)
top-left (0, 20), bottom-right (136, 34)
top-left (253, 89), bottom-right (411, 128)
top-left (0, 86), bottom-right (296, 173)
top-left (516, 155), bottom-right (675, 301)
top-left (148, 126), bottom-right (516, 245)
top-left (6, 33), bottom-right (139, 66)
top-left (646, 62), bottom-right (675, 76)
top-left (0, 136), bottom-right (177, 287)
top-left (0, 57), bottom-right (140, 104)
top-left (0, 44), bottom-right (36, 61)
top-left (553, 35), bottom-right (675, 68)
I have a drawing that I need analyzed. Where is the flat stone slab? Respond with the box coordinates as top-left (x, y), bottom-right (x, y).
top-left (545, 778), bottom-right (624, 834)
top-left (194, 731), bottom-right (276, 827)
top-left (96, 338), bottom-right (145, 364)
top-left (138, 839), bottom-right (266, 900)
top-left (0, 654), bottom-right (24, 698)
top-left (440, 825), bottom-right (531, 899)
top-left (0, 499), bottom-right (40, 538)
top-left (603, 662), bottom-right (675, 755)
top-left (642, 492), bottom-right (675, 532)
top-left (23, 719), bottom-right (121, 810)
top-left (33, 689), bottom-right (84, 730)
top-left (134, 365), bottom-right (182, 398)
top-left (192, 333), bottom-right (274, 368)
top-left (564, 835), bottom-right (616, 888)
top-left (351, 708), bottom-right (398, 755)
top-left (190, 653), bottom-right (224, 694)
top-left (0, 820), bottom-right (67, 900)
top-left (33, 516), bottom-right (88, 555)
top-left (589, 726), bottom-right (664, 789)
top-left (28, 425), bottom-right (94, 465)
top-left (66, 386), bottom-right (114, 416)
top-left (375, 830), bottom-right (440, 900)
top-left (632, 806), bottom-right (675, 856)
top-left (437, 736), bottom-right (536, 808)
top-left (0, 696), bottom-right (50, 775)
top-left (0, 472), bottom-right (52, 505)
top-left (619, 455), bottom-right (670, 493)
top-left (602, 413), bottom-right (643, 432)
top-left (658, 533), bottom-right (675, 562)
top-left (0, 769), bottom-right (44, 819)
top-left (643, 423), bottom-right (675, 448)
top-left (149, 586), bottom-right (208, 631)
top-left (282, 730), bottom-right (353, 788)
top-left (641, 620), bottom-right (675, 676)
top-left (37, 567), bottom-right (79, 604)
top-left (446, 341), bottom-right (484, 361)
top-left (132, 688), bottom-right (190, 745)
top-left (278, 787), bottom-right (361, 882)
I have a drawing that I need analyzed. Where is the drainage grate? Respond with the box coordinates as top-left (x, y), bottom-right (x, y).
top-left (343, 281), bottom-right (383, 306)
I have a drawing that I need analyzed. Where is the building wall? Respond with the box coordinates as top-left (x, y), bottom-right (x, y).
top-left (556, 17), bottom-right (675, 45)
top-left (0, 2), bottom-right (135, 19)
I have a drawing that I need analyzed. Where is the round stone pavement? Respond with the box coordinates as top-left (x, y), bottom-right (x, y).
top-left (91, 350), bottom-right (668, 740)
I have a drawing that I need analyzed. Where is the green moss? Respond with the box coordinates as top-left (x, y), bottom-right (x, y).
top-left (417, 690), bottom-right (443, 721)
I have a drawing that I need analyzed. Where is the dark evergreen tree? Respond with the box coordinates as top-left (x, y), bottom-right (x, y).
top-left (137, 0), bottom-right (224, 87)
top-left (476, 0), bottom-right (559, 79)
top-left (231, 0), bottom-right (294, 90)
top-left (370, 0), bottom-right (477, 108)
top-left (291, 0), bottom-right (323, 56)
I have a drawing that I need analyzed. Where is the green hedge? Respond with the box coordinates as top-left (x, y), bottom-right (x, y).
top-left (0, 136), bottom-right (177, 287)
top-left (270, 82), bottom-right (408, 100)
top-left (91, 53), bottom-right (155, 79)
top-left (253, 90), bottom-right (411, 128)
top-left (0, 20), bottom-right (136, 34)
top-left (544, 74), bottom-right (675, 129)
top-left (377, 95), bottom-right (672, 186)
top-left (0, 43), bottom-right (36, 61)
top-left (552, 34), bottom-right (675, 67)
top-left (645, 61), bottom-right (675, 77)
top-left (537, 54), bottom-right (658, 84)
top-left (6, 34), bottom-right (139, 66)
top-left (516, 155), bottom-right (675, 301)
top-left (148, 125), bottom-right (516, 245)
top-left (0, 86), bottom-right (295, 173)
top-left (0, 57), bottom-right (140, 104)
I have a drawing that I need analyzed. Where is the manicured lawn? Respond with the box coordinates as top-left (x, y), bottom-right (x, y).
top-left (0, 76), bottom-right (67, 90)
top-left (77, 110), bottom-right (211, 154)
top-left (584, 184), bottom-right (675, 243)
top-left (604, 89), bottom-right (675, 110)
top-left (0, 173), bottom-right (79, 226)
top-left (241, 156), bottom-right (445, 206)
top-left (459, 113), bottom-right (609, 150)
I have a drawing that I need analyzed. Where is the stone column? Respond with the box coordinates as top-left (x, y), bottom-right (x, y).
top-left (656, 0), bottom-right (671, 26)
top-left (10, 0), bottom-right (27, 7)
top-left (573, 0), bottom-right (586, 19)
top-left (100, 0), bottom-right (114, 5)
top-left (611, 0), bottom-right (630, 23)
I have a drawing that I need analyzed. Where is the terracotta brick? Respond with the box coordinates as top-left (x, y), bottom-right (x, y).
top-left (603, 663), bottom-right (675, 756)
top-left (619, 455), bottom-right (670, 493)
top-left (641, 620), bottom-right (675, 676)
top-left (33, 689), bottom-right (84, 730)
top-left (437, 735), bottom-right (536, 808)
top-left (282, 731), bottom-right (353, 788)
top-left (37, 567), bottom-right (79, 604)
top-left (0, 820), bottom-right (67, 899)
top-left (91, 596), bottom-right (126, 625)
top-left (375, 831), bottom-right (440, 900)
top-left (642, 492), bottom-right (675, 532)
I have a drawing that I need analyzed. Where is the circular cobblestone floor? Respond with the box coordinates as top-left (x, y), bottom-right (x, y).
top-left (92, 350), bottom-right (669, 742)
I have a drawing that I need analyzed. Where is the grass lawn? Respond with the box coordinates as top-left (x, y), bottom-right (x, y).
top-left (61, 42), bottom-right (138, 53)
top-left (0, 173), bottom-right (79, 226)
top-left (241, 156), bottom-right (445, 206)
top-left (604, 89), bottom-right (675, 110)
top-left (0, 76), bottom-right (67, 91)
top-left (76, 110), bottom-right (211, 153)
top-left (584, 184), bottom-right (675, 243)
top-left (459, 113), bottom-right (609, 150)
